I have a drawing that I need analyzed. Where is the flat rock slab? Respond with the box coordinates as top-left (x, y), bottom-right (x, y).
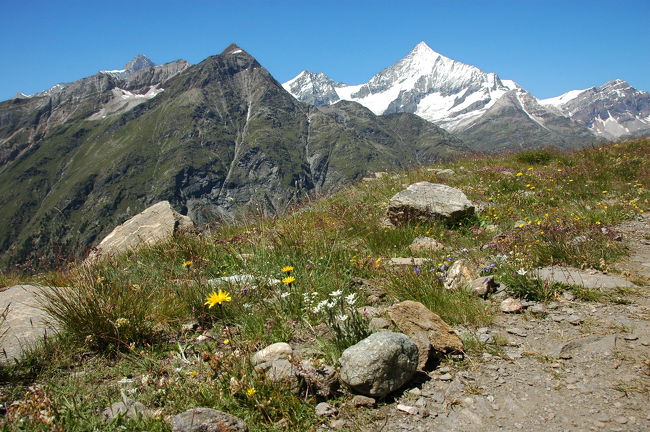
top-left (532, 266), bottom-right (636, 290)
top-left (0, 285), bottom-right (57, 363)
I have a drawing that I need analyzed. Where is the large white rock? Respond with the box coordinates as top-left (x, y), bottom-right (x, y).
top-left (90, 201), bottom-right (193, 258)
top-left (388, 182), bottom-right (475, 226)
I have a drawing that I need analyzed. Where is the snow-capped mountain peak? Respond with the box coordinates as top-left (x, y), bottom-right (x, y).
top-left (541, 79), bottom-right (650, 139)
top-left (284, 41), bottom-right (519, 131)
top-left (282, 70), bottom-right (344, 106)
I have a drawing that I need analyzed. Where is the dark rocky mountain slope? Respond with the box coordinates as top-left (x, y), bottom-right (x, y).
top-left (0, 44), bottom-right (465, 269)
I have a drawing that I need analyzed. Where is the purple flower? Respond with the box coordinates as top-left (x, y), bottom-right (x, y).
top-left (414, 268), bottom-right (421, 275)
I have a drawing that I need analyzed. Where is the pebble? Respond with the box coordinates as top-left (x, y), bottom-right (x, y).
top-left (438, 373), bottom-right (453, 381)
top-left (506, 328), bottom-right (528, 337)
top-left (567, 315), bottom-right (584, 325)
top-left (478, 333), bottom-right (494, 343)
top-left (623, 335), bottom-right (638, 341)
top-left (614, 416), bottom-right (628, 424)
top-left (529, 303), bottom-right (547, 314)
top-left (562, 291), bottom-right (576, 301)
top-left (331, 419), bottom-right (348, 429)
top-left (315, 402), bottom-right (337, 417)
top-left (500, 297), bottom-right (524, 313)
top-left (397, 404), bottom-right (418, 415)
top-left (351, 395), bottom-right (376, 408)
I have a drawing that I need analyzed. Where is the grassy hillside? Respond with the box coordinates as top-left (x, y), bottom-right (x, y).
top-left (0, 138), bottom-right (648, 431)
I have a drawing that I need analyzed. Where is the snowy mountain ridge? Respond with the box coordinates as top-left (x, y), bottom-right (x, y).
top-left (283, 42), bottom-right (649, 140)
top-left (284, 42), bottom-right (517, 132)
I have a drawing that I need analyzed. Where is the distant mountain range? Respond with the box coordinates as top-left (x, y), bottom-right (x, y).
top-left (283, 42), bottom-right (650, 147)
top-left (0, 44), bottom-right (464, 268)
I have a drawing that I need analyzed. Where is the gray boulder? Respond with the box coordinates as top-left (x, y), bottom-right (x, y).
top-left (90, 201), bottom-right (194, 259)
top-left (388, 182), bottom-right (475, 226)
top-left (339, 332), bottom-right (418, 398)
top-left (0, 285), bottom-right (58, 363)
top-left (172, 408), bottom-right (247, 432)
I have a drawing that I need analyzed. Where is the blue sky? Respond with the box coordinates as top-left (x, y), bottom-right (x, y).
top-left (1, 0), bottom-right (648, 101)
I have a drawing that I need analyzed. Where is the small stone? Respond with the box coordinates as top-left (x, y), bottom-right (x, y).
top-left (181, 321), bottom-right (199, 332)
top-left (469, 275), bottom-right (498, 297)
top-left (252, 342), bottom-right (292, 369)
top-left (196, 335), bottom-right (209, 342)
top-left (315, 402), bottom-right (337, 417)
top-left (387, 257), bottom-right (434, 266)
top-left (562, 291), bottom-right (576, 301)
top-left (331, 419), bottom-right (348, 430)
top-left (415, 397), bottom-right (428, 407)
top-left (500, 298), bottom-right (523, 313)
top-left (529, 303), bottom-right (547, 314)
top-left (171, 408), bottom-right (247, 432)
top-left (623, 335), bottom-right (638, 341)
top-left (351, 395), bottom-right (376, 408)
top-left (438, 373), bottom-right (453, 381)
top-left (409, 237), bottom-right (444, 253)
top-left (444, 259), bottom-right (479, 291)
top-left (397, 404), bottom-right (418, 415)
top-left (506, 328), bottom-right (528, 337)
top-left (567, 315), bottom-right (583, 325)
top-left (614, 416), bottom-right (628, 424)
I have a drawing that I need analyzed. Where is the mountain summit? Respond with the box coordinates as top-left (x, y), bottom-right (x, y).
top-left (124, 54), bottom-right (156, 71)
top-left (541, 79), bottom-right (650, 140)
top-left (284, 41), bottom-right (515, 132)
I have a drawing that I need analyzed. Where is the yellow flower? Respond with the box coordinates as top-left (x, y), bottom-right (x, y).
top-left (223, 339), bottom-right (230, 344)
top-left (281, 266), bottom-right (294, 273)
top-left (246, 387), bottom-right (257, 397)
top-left (190, 371), bottom-right (198, 377)
top-left (282, 276), bottom-right (295, 284)
top-left (204, 289), bottom-right (232, 308)
top-left (516, 172), bottom-right (523, 176)
top-left (183, 260), bottom-right (193, 268)
top-left (601, 190), bottom-right (608, 194)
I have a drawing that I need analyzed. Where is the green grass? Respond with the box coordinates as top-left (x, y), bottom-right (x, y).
top-left (0, 138), bottom-right (648, 431)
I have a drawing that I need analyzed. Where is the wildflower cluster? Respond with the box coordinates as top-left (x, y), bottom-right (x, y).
top-left (306, 288), bottom-right (369, 352)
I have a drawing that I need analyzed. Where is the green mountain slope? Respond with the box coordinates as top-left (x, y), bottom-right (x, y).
top-left (0, 44), bottom-right (465, 269)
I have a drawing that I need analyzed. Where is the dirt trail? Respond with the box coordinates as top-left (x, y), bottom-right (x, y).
top-left (357, 214), bottom-right (650, 432)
